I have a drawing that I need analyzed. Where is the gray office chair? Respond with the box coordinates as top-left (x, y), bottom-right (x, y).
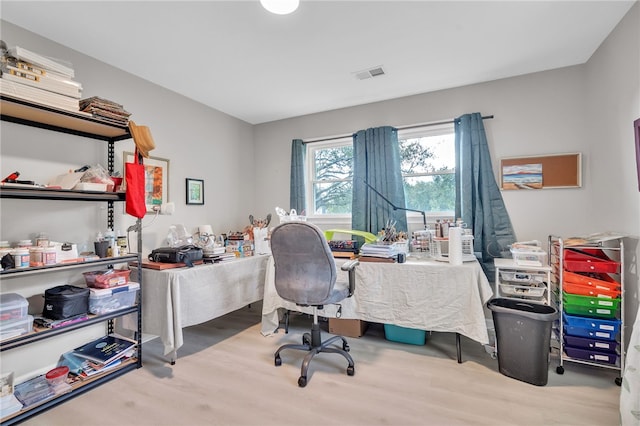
top-left (270, 221), bottom-right (359, 387)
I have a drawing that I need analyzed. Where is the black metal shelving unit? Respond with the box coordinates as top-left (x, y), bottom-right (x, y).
top-left (0, 96), bottom-right (143, 425)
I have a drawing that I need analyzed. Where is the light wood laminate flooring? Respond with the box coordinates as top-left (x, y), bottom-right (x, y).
top-left (22, 303), bottom-right (620, 426)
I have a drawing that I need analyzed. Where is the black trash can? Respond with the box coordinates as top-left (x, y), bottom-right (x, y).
top-left (487, 298), bottom-right (558, 386)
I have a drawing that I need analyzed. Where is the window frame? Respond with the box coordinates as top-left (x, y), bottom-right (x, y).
top-left (305, 123), bottom-right (456, 222)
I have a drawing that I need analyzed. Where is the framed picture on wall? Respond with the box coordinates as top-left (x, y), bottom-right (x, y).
top-left (123, 152), bottom-right (170, 214)
top-left (186, 178), bottom-right (204, 205)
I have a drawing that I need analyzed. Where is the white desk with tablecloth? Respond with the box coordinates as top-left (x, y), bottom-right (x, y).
top-left (131, 255), bottom-right (269, 363)
top-left (261, 254), bottom-right (493, 349)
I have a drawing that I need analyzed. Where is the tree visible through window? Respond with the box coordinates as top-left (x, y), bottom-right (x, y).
top-left (307, 125), bottom-right (455, 216)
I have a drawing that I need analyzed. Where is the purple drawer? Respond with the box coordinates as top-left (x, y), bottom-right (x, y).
top-left (564, 346), bottom-right (618, 365)
top-left (563, 335), bottom-right (618, 352)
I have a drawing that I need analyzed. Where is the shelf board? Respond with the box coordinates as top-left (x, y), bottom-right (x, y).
top-left (0, 305), bottom-right (139, 351)
top-left (0, 95), bottom-right (131, 142)
top-left (0, 255), bottom-right (138, 278)
top-left (0, 186), bottom-right (126, 202)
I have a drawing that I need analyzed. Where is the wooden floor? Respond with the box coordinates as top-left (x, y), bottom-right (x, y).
top-left (23, 303), bottom-right (620, 426)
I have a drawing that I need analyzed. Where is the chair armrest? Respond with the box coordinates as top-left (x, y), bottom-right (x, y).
top-left (340, 259), bottom-right (360, 272)
top-left (340, 259), bottom-right (360, 297)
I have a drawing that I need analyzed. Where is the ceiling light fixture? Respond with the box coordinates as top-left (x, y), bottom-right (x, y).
top-left (260, 0), bottom-right (299, 15)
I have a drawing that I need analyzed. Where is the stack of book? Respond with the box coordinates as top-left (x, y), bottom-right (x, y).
top-left (359, 242), bottom-right (399, 263)
top-left (0, 44), bottom-right (81, 112)
top-left (60, 335), bottom-right (136, 380)
top-left (79, 96), bottom-right (131, 126)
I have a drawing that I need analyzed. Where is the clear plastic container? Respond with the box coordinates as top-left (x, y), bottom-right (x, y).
top-left (0, 293), bottom-right (28, 321)
top-left (89, 282), bottom-right (139, 314)
top-left (0, 315), bottom-right (34, 341)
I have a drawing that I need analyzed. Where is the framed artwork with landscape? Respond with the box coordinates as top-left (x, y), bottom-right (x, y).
top-left (124, 152), bottom-right (170, 213)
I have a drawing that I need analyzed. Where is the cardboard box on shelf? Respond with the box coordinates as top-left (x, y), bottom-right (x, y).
top-left (328, 318), bottom-right (368, 338)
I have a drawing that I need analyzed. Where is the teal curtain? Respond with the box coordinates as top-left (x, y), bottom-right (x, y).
top-left (454, 113), bottom-right (516, 281)
top-left (352, 126), bottom-right (408, 235)
top-left (289, 139), bottom-right (306, 213)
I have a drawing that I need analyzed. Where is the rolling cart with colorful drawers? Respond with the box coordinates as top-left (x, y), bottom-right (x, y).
top-left (548, 235), bottom-right (624, 385)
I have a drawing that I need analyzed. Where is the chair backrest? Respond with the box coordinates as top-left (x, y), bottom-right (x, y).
top-left (270, 222), bottom-right (337, 305)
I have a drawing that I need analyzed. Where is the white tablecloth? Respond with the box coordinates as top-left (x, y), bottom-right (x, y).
top-left (132, 255), bottom-right (269, 359)
top-left (261, 255), bottom-right (494, 345)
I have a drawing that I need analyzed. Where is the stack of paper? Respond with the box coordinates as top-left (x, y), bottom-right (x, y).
top-left (360, 242), bottom-right (398, 261)
top-left (1, 45), bottom-right (81, 111)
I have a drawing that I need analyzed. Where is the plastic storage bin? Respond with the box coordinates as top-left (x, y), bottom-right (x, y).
top-left (562, 312), bottom-right (620, 341)
top-left (83, 269), bottom-right (131, 289)
top-left (499, 282), bottom-right (546, 299)
top-left (564, 346), bottom-right (618, 365)
top-left (384, 324), bottom-right (426, 345)
top-left (562, 270), bottom-right (620, 291)
top-left (563, 249), bottom-right (619, 274)
top-left (510, 246), bottom-right (548, 267)
top-left (89, 282), bottom-right (139, 315)
top-left (487, 298), bottom-right (558, 386)
top-left (562, 281), bottom-right (621, 299)
top-left (499, 270), bottom-right (546, 284)
top-left (0, 293), bottom-right (28, 321)
top-left (0, 315), bottom-right (34, 340)
top-left (563, 335), bottom-right (619, 352)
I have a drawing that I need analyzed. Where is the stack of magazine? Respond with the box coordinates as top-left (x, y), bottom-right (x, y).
top-left (59, 334), bottom-right (136, 380)
top-left (79, 96), bottom-right (131, 126)
top-left (0, 41), bottom-right (82, 112)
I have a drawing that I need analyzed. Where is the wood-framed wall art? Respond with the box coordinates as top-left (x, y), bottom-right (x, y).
top-left (634, 117), bottom-right (640, 191)
top-left (500, 152), bottom-right (582, 190)
top-left (186, 178), bottom-right (204, 205)
top-left (124, 151), bottom-right (170, 214)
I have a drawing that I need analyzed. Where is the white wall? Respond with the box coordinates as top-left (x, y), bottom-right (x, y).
top-left (583, 3), bottom-right (640, 328)
top-left (0, 21), bottom-right (256, 257)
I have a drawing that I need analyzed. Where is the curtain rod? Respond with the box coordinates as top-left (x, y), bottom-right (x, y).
top-left (302, 115), bottom-right (494, 144)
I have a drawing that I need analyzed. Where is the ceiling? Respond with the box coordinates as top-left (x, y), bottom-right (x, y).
top-left (1, 1), bottom-right (636, 124)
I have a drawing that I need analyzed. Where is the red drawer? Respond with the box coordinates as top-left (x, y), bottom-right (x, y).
top-left (563, 249), bottom-right (619, 274)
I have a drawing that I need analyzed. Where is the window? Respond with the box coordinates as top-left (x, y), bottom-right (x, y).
top-left (306, 124), bottom-right (455, 217)
top-left (399, 125), bottom-right (455, 214)
top-left (308, 138), bottom-right (353, 215)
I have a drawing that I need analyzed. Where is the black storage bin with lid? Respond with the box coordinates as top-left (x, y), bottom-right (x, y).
top-left (43, 285), bottom-right (89, 320)
top-left (487, 298), bottom-right (558, 386)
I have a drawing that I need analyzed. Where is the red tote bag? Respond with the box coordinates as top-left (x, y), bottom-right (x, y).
top-left (125, 150), bottom-right (146, 218)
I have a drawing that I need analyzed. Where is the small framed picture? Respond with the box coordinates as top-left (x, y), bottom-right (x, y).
top-left (186, 178), bottom-right (204, 205)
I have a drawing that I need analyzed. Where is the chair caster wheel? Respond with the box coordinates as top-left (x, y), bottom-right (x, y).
top-left (303, 336), bottom-right (310, 346)
top-left (275, 355), bottom-right (282, 367)
top-left (615, 377), bottom-right (622, 386)
top-left (298, 376), bottom-right (307, 387)
top-left (343, 342), bottom-right (350, 352)
top-left (556, 366), bottom-right (564, 375)
top-left (347, 366), bottom-right (355, 376)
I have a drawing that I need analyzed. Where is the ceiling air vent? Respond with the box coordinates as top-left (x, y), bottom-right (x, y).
top-left (354, 66), bottom-right (386, 80)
